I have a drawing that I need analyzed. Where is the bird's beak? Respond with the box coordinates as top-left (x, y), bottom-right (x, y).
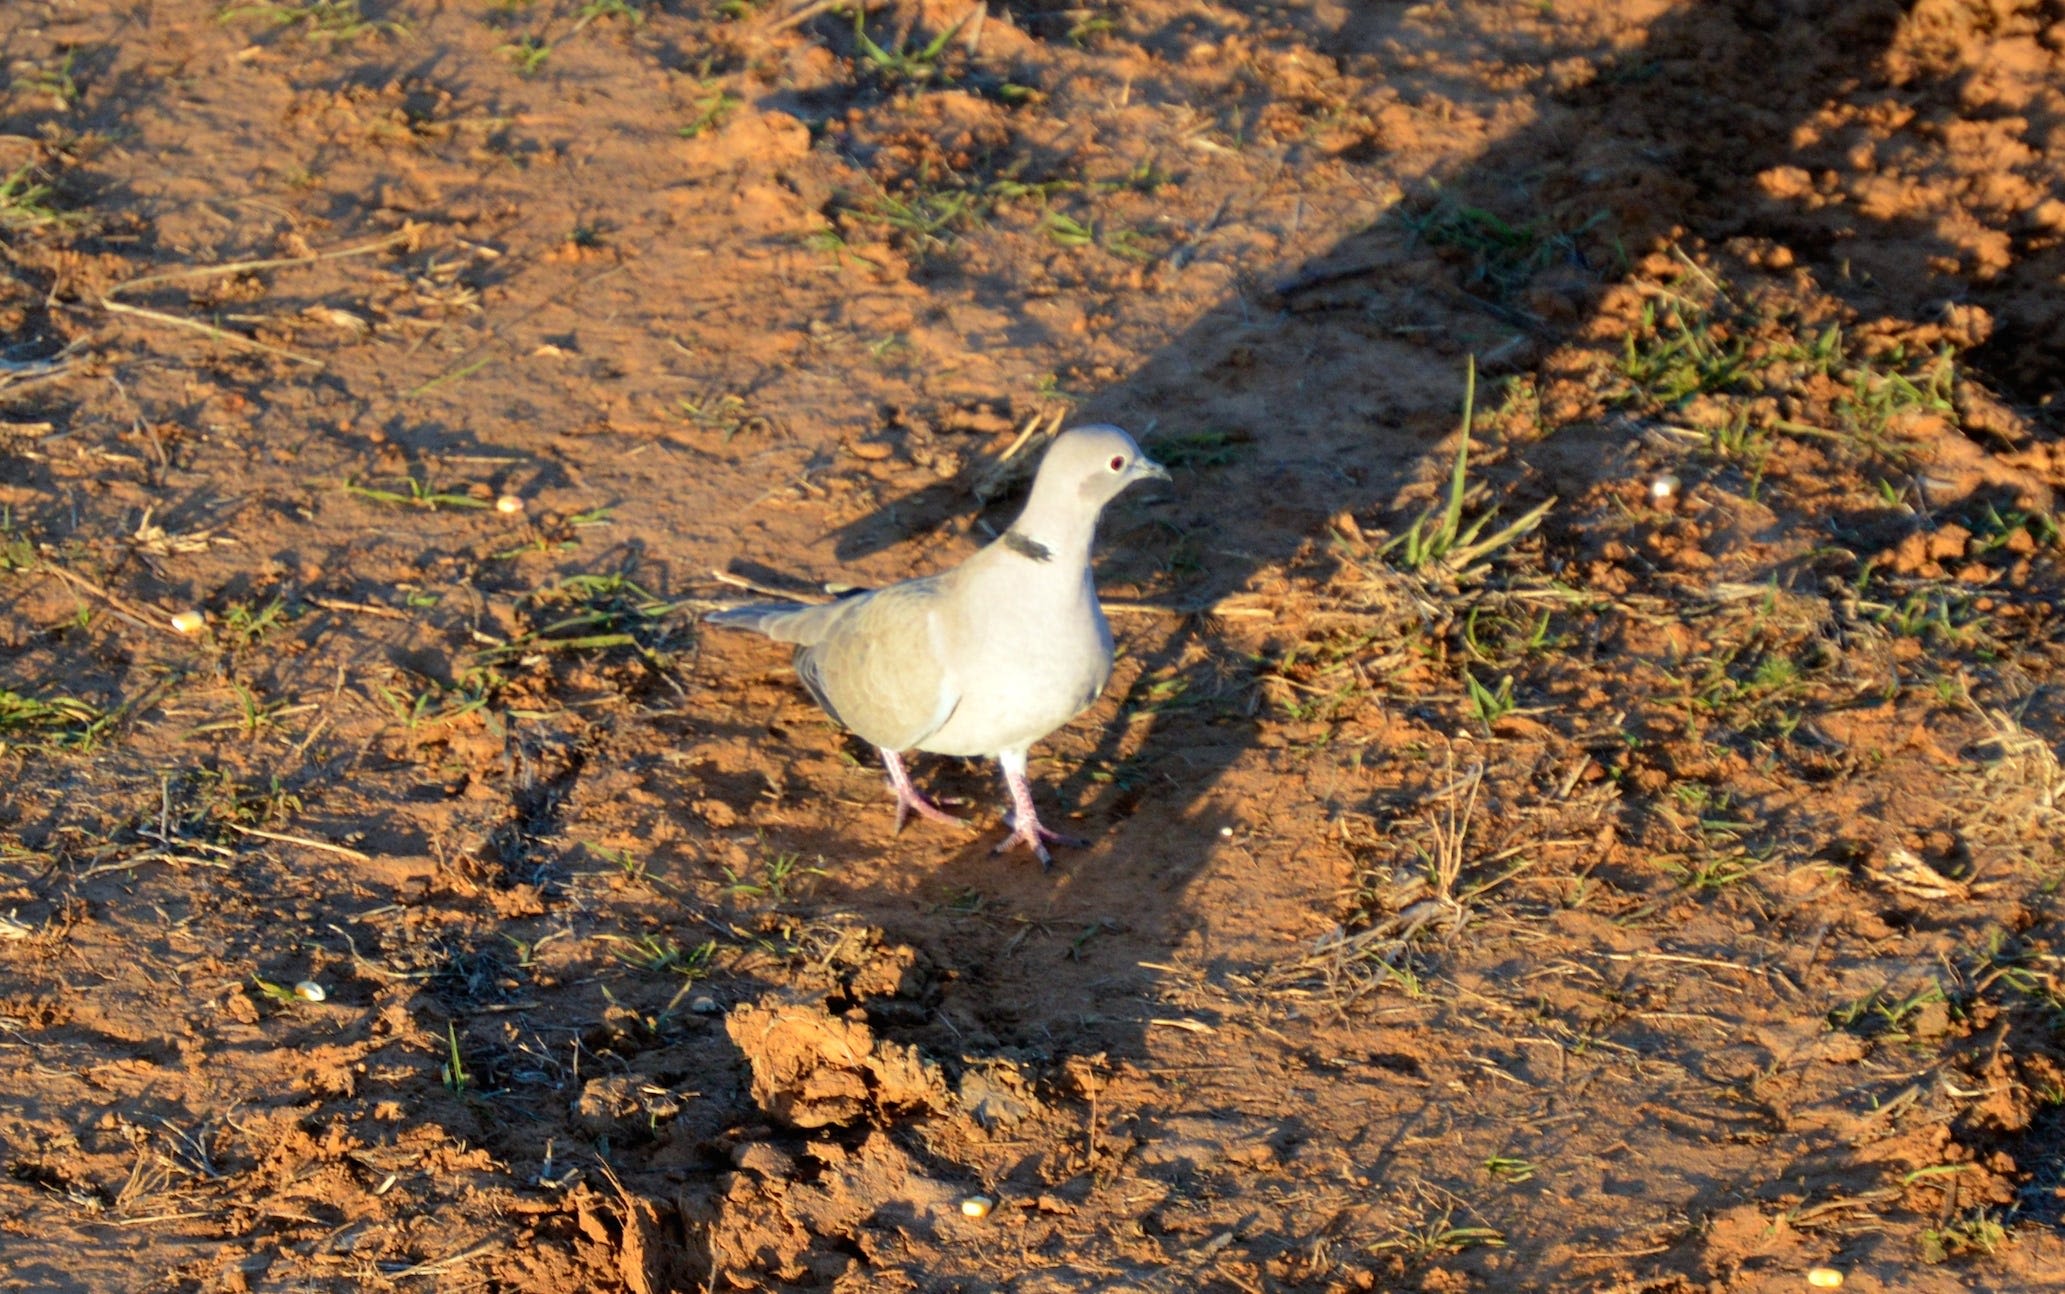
top-left (1136, 456), bottom-right (1172, 482)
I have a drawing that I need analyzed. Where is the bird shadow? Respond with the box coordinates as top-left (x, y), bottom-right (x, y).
top-left (768, 0), bottom-right (2065, 943)
top-left (713, 1), bottom-right (2062, 1279)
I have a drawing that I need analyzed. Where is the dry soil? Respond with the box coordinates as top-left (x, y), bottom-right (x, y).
top-left (4, 1), bottom-right (2065, 1291)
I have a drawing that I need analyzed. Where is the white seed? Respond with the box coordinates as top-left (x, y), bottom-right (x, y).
top-left (495, 494), bottom-right (524, 514)
top-left (1218, 826), bottom-right (1234, 838)
top-left (1650, 473), bottom-right (1680, 501)
top-left (1806, 1268), bottom-right (1843, 1289)
top-left (307, 306), bottom-right (370, 335)
top-left (959, 1195), bottom-right (993, 1219)
top-left (688, 995), bottom-right (720, 1015)
top-left (169, 610), bottom-right (206, 634)
top-left (293, 980), bottom-right (327, 1003)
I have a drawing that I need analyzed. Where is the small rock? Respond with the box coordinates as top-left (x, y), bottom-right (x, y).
top-left (693, 799), bottom-right (739, 828)
top-left (1925, 523), bottom-right (1971, 561)
top-left (731, 1142), bottom-right (796, 1179)
top-left (958, 1065), bottom-right (1038, 1128)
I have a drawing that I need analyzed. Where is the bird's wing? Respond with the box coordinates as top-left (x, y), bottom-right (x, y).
top-left (709, 581), bottom-right (959, 751)
top-left (793, 579), bottom-right (960, 751)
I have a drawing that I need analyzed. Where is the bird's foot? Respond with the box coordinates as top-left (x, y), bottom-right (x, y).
top-left (992, 814), bottom-right (1086, 868)
top-left (994, 757), bottom-right (1085, 869)
top-left (880, 747), bottom-right (965, 835)
top-left (891, 784), bottom-right (965, 833)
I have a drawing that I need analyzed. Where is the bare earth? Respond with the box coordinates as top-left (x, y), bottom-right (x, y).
top-left (4, 1), bottom-right (2065, 1290)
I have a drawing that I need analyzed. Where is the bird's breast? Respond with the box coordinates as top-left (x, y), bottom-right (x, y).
top-left (913, 582), bottom-right (1113, 758)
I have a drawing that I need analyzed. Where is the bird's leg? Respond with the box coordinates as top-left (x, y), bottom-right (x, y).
top-left (993, 750), bottom-right (1085, 868)
top-left (880, 748), bottom-right (962, 833)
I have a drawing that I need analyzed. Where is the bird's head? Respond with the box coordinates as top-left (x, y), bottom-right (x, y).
top-left (1038, 423), bottom-right (1171, 511)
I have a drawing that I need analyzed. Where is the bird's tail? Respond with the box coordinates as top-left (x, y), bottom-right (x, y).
top-left (702, 599), bottom-right (852, 645)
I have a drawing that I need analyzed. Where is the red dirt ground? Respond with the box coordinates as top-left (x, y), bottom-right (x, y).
top-left (4, 1), bottom-right (2065, 1290)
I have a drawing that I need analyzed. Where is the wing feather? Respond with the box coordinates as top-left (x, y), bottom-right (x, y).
top-left (714, 581), bottom-right (959, 751)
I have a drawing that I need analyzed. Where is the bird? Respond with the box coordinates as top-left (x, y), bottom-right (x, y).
top-left (704, 424), bottom-right (1170, 866)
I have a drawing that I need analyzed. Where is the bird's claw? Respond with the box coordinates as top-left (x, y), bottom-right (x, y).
top-left (891, 788), bottom-right (966, 834)
top-left (993, 816), bottom-right (1086, 868)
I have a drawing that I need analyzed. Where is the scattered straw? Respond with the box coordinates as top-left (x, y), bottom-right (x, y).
top-left (40, 564), bottom-right (182, 636)
top-left (102, 231), bottom-right (409, 299)
top-left (98, 230), bottom-right (412, 370)
top-left (220, 822), bottom-right (371, 862)
top-left (709, 569), bottom-right (825, 602)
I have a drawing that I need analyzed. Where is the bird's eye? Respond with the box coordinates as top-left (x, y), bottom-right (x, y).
top-left (1108, 455), bottom-right (1126, 472)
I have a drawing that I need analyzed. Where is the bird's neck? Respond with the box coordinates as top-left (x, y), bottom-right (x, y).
top-left (1001, 484), bottom-right (1097, 570)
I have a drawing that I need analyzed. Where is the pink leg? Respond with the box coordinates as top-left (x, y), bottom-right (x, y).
top-left (881, 748), bottom-right (962, 833)
top-left (993, 751), bottom-right (1085, 868)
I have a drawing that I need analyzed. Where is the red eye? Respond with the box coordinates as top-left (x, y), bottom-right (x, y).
top-left (1108, 455), bottom-right (1126, 471)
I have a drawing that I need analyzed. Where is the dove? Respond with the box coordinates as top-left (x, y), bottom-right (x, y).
top-left (705, 424), bottom-right (1170, 865)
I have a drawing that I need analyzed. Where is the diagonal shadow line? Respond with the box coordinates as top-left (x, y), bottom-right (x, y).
top-left (770, 0), bottom-right (2061, 1070)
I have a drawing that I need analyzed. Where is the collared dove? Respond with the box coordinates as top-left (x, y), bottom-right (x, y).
top-left (705, 424), bottom-right (1170, 865)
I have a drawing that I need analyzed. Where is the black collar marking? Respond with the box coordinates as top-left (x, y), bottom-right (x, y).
top-left (1002, 530), bottom-right (1052, 562)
